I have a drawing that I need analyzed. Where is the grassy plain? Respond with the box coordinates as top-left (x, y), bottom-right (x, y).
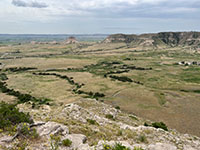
top-left (0, 42), bottom-right (200, 136)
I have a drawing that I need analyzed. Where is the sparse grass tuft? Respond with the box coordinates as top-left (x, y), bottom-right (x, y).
top-left (138, 134), bottom-right (147, 143)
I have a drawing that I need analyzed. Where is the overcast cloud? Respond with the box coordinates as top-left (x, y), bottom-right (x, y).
top-left (0, 0), bottom-right (199, 34)
top-left (12, 0), bottom-right (48, 8)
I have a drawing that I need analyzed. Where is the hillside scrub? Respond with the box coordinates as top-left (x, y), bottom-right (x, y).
top-left (0, 102), bottom-right (33, 129)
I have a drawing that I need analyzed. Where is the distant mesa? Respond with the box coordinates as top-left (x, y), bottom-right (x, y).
top-left (66, 36), bottom-right (78, 44)
top-left (103, 32), bottom-right (200, 48)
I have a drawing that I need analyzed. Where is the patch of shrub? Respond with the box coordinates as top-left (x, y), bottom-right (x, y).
top-left (115, 106), bottom-right (120, 110)
top-left (129, 115), bottom-right (139, 121)
top-left (109, 75), bottom-right (133, 82)
top-left (0, 102), bottom-right (33, 129)
top-left (103, 143), bottom-right (130, 150)
top-left (50, 134), bottom-right (61, 150)
top-left (138, 134), bottom-right (147, 143)
top-left (20, 123), bottom-right (39, 139)
top-left (152, 122), bottom-right (168, 131)
top-left (0, 73), bottom-right (8, 81)
top-left (62, 139), bottom-right (72, 147)
top-left (12, 140), bottom-right (28, 150)
top-left (105, 114), bottom-right (114, 120)
top-left (93, 92), bottom-right (105, 98)
top-left (144, 122), bottom-right (149, 127)
top-left (5, 67), bottom-right (37, 72)
top-left (87, 119), bottom-right (98, 125)
top-left (144, 121), bottom-right (168, 131)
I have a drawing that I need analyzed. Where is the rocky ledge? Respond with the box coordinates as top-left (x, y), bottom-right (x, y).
top-left (0, 98), bottom-right (200, 150)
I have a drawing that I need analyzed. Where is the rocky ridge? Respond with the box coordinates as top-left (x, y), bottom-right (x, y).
top-left (103, 32), bottom-right (200, 48)
top-left (0, 98), bottom-right (200, 149)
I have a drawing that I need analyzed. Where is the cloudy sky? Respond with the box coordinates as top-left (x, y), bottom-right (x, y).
top-left (0, 0), bottom-right (200, 34)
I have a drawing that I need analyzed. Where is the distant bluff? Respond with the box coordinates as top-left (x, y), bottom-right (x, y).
top-left (103, 32), bottom-right (200, 48)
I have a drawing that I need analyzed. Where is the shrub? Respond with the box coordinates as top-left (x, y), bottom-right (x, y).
top-left (103, 144), bottom-right (112, 150)
top-left (0, 73), bottom-right (8, 81)
top-left (105, 114), bottom-right (114, 120)
top-left (87, 119), bottom-right (98, 125)
top-left (62, 139), bottom-right (72, 147)
top-left (93, 92), bottom-right (105, 98)
top-left (152, 122), bottom-right (168, 131)
top-left (113, 143), bottom-right (130, 150)
top-left (12, 141), bottom-right (28, 150)
top-left (5, 67), bottom-right (37, 72)
top-left (20, 123), bottom-right (39, 139)
top-left (0, 102), bottom-right (33, 129)
top-left (109, 75), bottom-right (133, 82)
top-left (129, 115), bottom-right (138, 121)
top-left (115, 106), bottom-right (120, 110)
top-left (103, 143), bottom-right (130, 150)
top-left (144, 122), bottom-right (149, 126)
top-left (50, 134), bottom-right (61, 150)
top-left (138, 135), bottom-right (147, 143)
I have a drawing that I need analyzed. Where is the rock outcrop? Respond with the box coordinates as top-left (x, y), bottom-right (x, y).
top-left (1, 98), bottom-right (200, 150)
top-left (103, 32), bottom-right (200, 48)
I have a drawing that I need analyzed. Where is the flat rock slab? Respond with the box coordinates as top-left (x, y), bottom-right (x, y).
top-left (148, 143), bottom-right (177, 150)
top-left (36, 121), bottom-right (69, 136)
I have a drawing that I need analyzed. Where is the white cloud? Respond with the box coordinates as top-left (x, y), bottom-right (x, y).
top-left (0, 0), bottom-right (199, 25)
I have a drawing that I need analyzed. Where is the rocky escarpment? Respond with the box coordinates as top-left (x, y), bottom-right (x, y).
top-left (0, 98), bottom-right (200, 150)
top-left (103, 32), bottom-right (200, 48)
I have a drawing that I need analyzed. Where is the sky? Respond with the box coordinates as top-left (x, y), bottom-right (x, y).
top-left (0, 0), bottom-right (200, 34)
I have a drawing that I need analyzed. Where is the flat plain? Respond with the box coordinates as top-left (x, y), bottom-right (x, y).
top-left (1, 40), bottom-right (200, 137)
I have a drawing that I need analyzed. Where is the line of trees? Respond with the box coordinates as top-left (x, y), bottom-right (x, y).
top-left (33, 72), bottom-right (105, 99)
top-left (0, 81), bottom-right (50, 106)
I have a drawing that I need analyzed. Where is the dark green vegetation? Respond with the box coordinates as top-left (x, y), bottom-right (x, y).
top-left (20, 123), bottom-right (39, 139)
top-left (87, 119), bottom-right (99, 125)
top-left (0, 102), bottom-right (33, 129)
top-left (152, 122), bottom-right (168, 131)
top-left (5, 67), bottom-right (37, 72)
top-left (0, 81), bottom-right (51, 106)
top-left (33, 72), bottom-right (105, 100)
top-left (103, 143), bottom-right (131, 150)
top-left (105, 114), bottom-right (115, 120)
top-left (144, 122), bottom-right (168, 131)
top-left (62, 139), bottom-right (72, 147)
top-left (109, 75), bottom-right (133, 83)
top-left (0, 73), bottom-right (8, 81)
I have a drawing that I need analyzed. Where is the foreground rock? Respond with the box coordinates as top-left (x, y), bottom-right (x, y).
top-left (1, 98), bottom-right (200, 150)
